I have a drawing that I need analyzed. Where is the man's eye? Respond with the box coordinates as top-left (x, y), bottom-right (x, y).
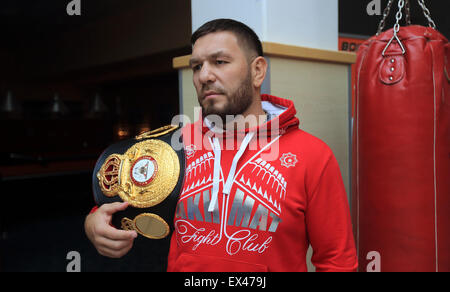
top-left (192, 64), bottom-right (202, 71)
top-left (216, 60), bottom-right (227, 65)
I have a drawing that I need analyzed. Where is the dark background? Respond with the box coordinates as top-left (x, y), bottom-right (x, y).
top-left (0, 0), bottom-right (448, 272)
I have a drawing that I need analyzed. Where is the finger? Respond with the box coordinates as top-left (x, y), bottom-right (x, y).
top-left (101, 224), bottom-right (138, 241)
top-left (100, 202), bottom-right (130, 215)
top-left (97, 241), bottom-right (134, 259)
top-left (96, 236), bottom-right (135, 252)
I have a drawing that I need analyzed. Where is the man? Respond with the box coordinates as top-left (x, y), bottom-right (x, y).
top-left (85, 19), bottom-right (357, 272)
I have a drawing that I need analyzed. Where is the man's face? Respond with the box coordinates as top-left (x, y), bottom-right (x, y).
top-left (190, 31), bottom-right (254, 121)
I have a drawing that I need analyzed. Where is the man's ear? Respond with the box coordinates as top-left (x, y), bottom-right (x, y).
top-left (251, 56), bottom-right (268, 88)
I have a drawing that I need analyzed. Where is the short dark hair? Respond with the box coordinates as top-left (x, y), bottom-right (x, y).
top-left (191, 18), bottom-right (263, 58)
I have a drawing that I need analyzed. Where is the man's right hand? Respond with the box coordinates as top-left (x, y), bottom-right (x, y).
top-left (84, 202), bottom-right (138, 258)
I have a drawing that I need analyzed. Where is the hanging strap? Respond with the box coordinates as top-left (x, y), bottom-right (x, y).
top-left (382, 0), bottom-right (407, 56)
top-left (377, 0), bottom-right (395, 35)
top-left (404, 0), bottom-right (411, 26)
top-left (417, 0), bottom-right (436, 29)
top-left (377, 0), bottom-right (437, 36)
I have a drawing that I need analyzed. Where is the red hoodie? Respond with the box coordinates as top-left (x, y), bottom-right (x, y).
top-left (167, 94), bottom-right (357, 272)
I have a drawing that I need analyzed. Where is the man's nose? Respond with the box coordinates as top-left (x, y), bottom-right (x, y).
top-left (198, 63), bottom-right (216, 84)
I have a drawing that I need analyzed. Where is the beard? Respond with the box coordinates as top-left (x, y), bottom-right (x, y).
top-left (198, 70), bottom-right (253, 125)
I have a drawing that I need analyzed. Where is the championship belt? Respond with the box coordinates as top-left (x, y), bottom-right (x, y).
top-left (92, 125), bottom-right (185, 239)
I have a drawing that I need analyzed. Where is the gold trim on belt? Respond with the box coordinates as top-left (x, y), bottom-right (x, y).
top-left (96, 138), bottom-right (180, 209)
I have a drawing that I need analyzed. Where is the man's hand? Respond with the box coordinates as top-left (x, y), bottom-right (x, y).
top-left (84, 202), bottom-right (138, 258)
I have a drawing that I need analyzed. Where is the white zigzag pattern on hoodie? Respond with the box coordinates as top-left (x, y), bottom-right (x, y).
top-left (249, 158), bottom-right (287, 200)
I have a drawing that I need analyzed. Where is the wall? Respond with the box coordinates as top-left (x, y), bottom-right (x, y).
top-left (191, 0), bottom-right (338, 50)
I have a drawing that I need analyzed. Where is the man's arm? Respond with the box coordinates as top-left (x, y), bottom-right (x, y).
top-left (305, 153), bottom-right (358, 272)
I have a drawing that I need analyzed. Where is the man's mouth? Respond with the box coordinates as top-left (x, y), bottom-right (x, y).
top-left (203, 91), bottom-right (224, 100)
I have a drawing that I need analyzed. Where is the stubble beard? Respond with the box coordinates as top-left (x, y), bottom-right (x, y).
top-left (199, 70), bottom-right (253, 125)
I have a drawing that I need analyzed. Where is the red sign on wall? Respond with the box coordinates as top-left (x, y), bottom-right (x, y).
top-left (339, 35), bottom-right (368, 117)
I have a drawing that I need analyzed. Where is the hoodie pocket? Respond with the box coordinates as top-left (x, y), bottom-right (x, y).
top-left (171, 253), bottom-right (268, 272)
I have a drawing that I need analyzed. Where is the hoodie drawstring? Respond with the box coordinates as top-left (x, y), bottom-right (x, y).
top-left (208, 132), bottom-right (255, 212)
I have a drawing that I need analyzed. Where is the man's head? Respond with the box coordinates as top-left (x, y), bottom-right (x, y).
top-left (189, 19), bottom-right (267, 122)
top-left (191, 18), bottom-right (263, 62)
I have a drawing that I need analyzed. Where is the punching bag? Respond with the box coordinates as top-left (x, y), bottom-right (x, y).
top-left (352, 0), bottom-right (450, 272)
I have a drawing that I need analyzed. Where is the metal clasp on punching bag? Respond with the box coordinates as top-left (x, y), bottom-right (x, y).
top-left (379, 0), bottom-right (407, 85)
top-left (382, 0), bottom-right (407, 57)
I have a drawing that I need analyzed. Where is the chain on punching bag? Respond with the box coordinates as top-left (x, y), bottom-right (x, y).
top-left (352, 0), bottom-right (450, 272)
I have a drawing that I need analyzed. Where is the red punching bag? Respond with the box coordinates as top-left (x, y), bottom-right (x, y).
top-left (352, 0), bottom-right (450, 272)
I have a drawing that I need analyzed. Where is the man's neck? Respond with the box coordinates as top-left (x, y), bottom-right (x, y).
top-left (224, 95), bottom-right (266, 131)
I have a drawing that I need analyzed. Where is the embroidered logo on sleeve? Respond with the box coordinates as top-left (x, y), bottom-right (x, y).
top-left (280, 153), bottom-right (298, 168)
top-left (185, 144), bottom-right (197, 159)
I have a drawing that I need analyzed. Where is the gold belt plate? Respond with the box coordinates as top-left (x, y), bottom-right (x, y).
top-left (97, 139), bottom-right (180, 208)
